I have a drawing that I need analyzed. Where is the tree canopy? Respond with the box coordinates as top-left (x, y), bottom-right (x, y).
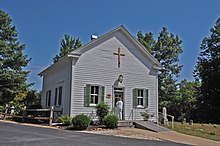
top-left (137, 27), bottom-right (183, 115)
top-left (53, 34), bottom-right (82, 63)
top-left (194, 18), bottom-right (220, 123)
top-left (0, 10), bottom-right (31, 106)
top-left (177, 79), bottom-right (200, 121)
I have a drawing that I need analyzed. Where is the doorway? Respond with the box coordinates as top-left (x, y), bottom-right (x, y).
top-left (113, 87), bottom-right (124, 120)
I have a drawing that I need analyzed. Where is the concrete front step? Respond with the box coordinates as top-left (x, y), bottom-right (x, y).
top-left (118, 121), bottom-right (134, 127)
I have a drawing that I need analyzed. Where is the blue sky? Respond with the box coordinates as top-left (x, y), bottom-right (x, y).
top-left (1, 0), bottom-right (220, 91)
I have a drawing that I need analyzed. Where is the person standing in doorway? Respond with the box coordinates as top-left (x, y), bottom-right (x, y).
top-left (116, 98), bottom-right (123, 120)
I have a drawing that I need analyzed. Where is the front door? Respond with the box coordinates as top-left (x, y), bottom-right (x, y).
top-left (114, 92), bottom-right (123, 106)
top-left (114, 90), bottom-right (124, 120)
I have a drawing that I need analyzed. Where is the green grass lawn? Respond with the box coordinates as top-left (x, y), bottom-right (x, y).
top-left (165, 122), bottom-right (220, 141)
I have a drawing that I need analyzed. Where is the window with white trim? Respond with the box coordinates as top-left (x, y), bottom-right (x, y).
top-left (91, 85), bottom-right (99, 104)
top-left (133, 88), bottom-right (148, 108)
top-left (137, 89), bottom-right (144, 107)
top-left (84, 84), bottom-right (105, 107)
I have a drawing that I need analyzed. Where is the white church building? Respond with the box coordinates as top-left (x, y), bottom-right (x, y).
top-left (39, 26), bottom-right (162, 121)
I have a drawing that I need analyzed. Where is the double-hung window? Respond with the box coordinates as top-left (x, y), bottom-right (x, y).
top-left (133, 88), bottom-right (148, 108)
top-left (84, 84), bottom-right (105, 107)
top-left (55, 86), bottom-right (62, 106)
top-left (137, 89), bottom-right (144, 107)
top-left (90, 86), bottom-right (99, 105)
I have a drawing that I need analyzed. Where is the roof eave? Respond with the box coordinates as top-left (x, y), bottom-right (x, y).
top-left (38, 55), bottom-right (74, 77)
top-left (119, 26), bottom-right (162, 68)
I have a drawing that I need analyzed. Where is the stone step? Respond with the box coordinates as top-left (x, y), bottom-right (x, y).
top-left (118, 121), bottom-right (134, 127)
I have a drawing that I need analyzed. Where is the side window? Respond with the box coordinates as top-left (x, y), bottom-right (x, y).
top-left (55, 86), bottom-right (62, 106)
top-left (84, 84), bottom-right (105, 107)
top-left (137, 89), bottom-right (144, 107)
top-left (91, 86), bottom-right (99, 104)
top-left (133, 88), bottom-right (148, 108)
top-left (46, 90), bottom-right (51, 107)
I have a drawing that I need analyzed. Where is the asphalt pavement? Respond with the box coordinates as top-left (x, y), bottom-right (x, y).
top-left (0, 121), bottom-right (189, 146)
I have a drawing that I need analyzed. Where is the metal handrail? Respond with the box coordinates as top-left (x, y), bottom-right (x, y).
top-left (128, 109), bottom-right (134, 120)
top-left (110, 107), bottom-right (117, 115)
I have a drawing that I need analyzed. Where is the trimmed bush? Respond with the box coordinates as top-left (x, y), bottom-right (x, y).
top-left (104, 115), bottom-right (118, 129)
top-left (95, 102), bottom-right (110, 124)
top-left (72, 114), bottom-right (90, 130)
top-left (58, 115), bottom-right (72, 126)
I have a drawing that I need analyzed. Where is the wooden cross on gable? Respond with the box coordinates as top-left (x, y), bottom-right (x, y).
top-left (113, 47), bottom-right (125, 68)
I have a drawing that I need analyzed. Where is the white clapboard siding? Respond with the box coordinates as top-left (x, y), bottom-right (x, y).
top-left (41, 59), bottom-right (71, 115)
top-left (71, 31), bottom-right (158, 120)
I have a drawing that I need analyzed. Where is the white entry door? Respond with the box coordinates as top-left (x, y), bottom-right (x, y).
top-left (114, 91), bottom-right (124, 120)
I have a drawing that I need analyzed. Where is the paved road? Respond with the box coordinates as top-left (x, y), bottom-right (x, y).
top-left (0, 121), bottom-right (189, 146)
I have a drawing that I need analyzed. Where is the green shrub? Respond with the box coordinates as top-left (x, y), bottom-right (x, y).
top-left (95, 102), bottom-right (110, 124)
top-left (104, 115), bottom-right (118, 129)
top-left (9, 101), bottom-right (25, 115)
top-left (140, 109), bottom-right (149, 121)
top-left (72, 114), bottom-right (90, 130)
top-left (58, 115), bottom-right (72, 126)
top-left (0, 106), bottom-right (4, 113)
top-left (88, 111), bottom-right (99, 125)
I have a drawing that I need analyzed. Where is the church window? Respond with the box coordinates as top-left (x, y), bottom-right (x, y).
top-left (46, 90), bottom-right (51, 107)
top-left (133, 88), bottom-right (148, 108)
top-left (137, 89), bottom-right (144, 107)
top-left (91, 86), bottom-right (99, 104)
top-left (84, 84), bottom-right (105, 107)
top-left (55, 86), bottom-right (62, 106)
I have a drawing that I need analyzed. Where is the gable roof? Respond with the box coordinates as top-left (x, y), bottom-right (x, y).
top-left (39, 25), bottom-right (162, 76)
top-left (70, 25), bottom-right (162, 67)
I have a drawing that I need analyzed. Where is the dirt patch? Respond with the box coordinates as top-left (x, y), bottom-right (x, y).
top-left (81, 127), bottom-right (162, 141)
top-left (0, 119), bottom-right (58, 129)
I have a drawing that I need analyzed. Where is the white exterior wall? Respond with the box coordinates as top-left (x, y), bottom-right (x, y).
top-left (71, 31), bottom-right (158, 121)
top-left (41, 60), bottom-right (71, 115)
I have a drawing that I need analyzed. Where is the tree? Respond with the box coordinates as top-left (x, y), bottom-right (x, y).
top-left (24, 90), bottom-right (41, 108)
top-left (0, 10), bottom-right (31, 106)
top-left (137, 32), bottom-right (155, 53)
top-left (194, 18), bottom-right (220, 123)
top-left (53, 34), bottom-right (82, 63)
top-left (137, 27), bottom-right (183, 116)
top-left (177, 79), bottom-right (201, 121)
top-left (7, 89), bottom-right (41, 115)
